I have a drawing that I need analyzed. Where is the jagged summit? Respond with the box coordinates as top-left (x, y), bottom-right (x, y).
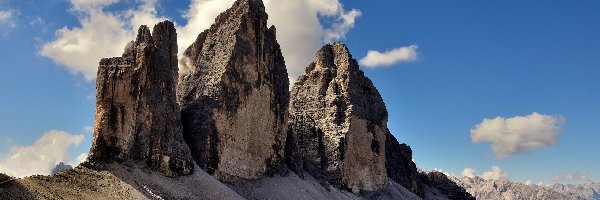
top-left (307, 42), bottom-right (360, 72)
top-left (288, 42), bottom-right (388, 192)
top-left (88, 20), bottom-right (194, 176)
top-left (177, 0), bottom-right (289, 181)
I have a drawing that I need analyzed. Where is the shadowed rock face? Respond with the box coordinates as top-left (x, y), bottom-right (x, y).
top-left (425, 172), bottom-right (476, 200)
top-left (385, 130), bottom-right (425, 197)
top-left (177, 0), bottom-right (289, 182)
top-left (88, 20), bottom-right (194, 176)
top-left (288, 43), bottom-right (388, 192)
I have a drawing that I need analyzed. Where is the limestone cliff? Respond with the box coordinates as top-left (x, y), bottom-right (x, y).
top-left (177, 0), bottom-right (289, 181)
top-left (288, 43), bottom-right (388, 192)
top-left (88, 21), bottom-right (194, 176)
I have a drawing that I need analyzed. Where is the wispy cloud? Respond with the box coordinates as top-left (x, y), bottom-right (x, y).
top-left (0, 130), bottom-right (84, 177)
top-left (0, 9), bottom-right (17, 31)
top-left (359, 45), bottom-right (418, 68)
top-left (471, 112), bottom-right (564, 159)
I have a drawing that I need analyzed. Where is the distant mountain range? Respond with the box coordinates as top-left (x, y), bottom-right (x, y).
top-left (51, 162), bottom-right (73, 175)
top-left (451, 176), bottom-right (600, 200)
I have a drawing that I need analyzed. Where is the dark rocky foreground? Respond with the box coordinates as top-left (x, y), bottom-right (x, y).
top-left (1, 0), bottom-right (475, 199)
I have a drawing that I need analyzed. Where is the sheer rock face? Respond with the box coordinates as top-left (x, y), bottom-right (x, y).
top-left (177, 0), bottom-right (289, 182)
top-left (89, 21), bottom-right (194, 176)
top-left (288, 43), bottom-right (388, 192)
top-left (385, 130), bottom-right (425, 197)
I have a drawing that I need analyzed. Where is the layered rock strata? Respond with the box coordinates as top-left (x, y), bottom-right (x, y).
top-left (177, 0), bottom-right (289, 181)
top-left (88, 21), bottom-right (194, 176)
top-left (288, 43), bottom-right (388, 192)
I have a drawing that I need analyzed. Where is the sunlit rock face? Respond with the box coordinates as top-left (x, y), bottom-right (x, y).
top-left (177, 0), bottom-right (289, 182)
top-left (288, 43), bottom-right (388, 192)
top-left (89, 21), bottom-right (194, 176)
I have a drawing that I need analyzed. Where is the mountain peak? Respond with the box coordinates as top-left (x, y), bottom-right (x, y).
top-left (311, 42), bottom-right (358, 72)
top-left (177, 0), bottom-right (288, 182)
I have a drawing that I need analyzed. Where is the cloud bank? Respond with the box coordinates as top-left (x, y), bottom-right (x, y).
top-left (41, 0), bottom-right (361, 83)
top-left (0, 130), bottom-right (84, 178)
top-left (462, 165), bottom-right (508, 180)
top-left (359, 45), bottom-right (418, 68)
top-left (471, 112), bottom-right (564, 159)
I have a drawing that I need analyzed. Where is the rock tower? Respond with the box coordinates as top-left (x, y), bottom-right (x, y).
top-left (177, 0), bottom-right (289, 181)
top-left (288, 43), bottom-right (388, 192)
top-left (88, 21), bottom-right (194, 176)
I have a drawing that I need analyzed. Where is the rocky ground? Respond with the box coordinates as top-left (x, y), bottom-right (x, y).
top-left (0, 162), bottom-right (243, 200)
top-left (1, 163), bottom-right (466, 200)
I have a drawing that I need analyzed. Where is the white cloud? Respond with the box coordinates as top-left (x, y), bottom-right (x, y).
top-left (359, 45), bottom-right (418, 68)
top-left (481, 165), bottom-right (508, 180)
top-left (551, 171), bottom-right (588, 182)
top-left (0, 10), bottom-right (12, 22)
top-left (471, 112), bottom-right (565, 159)
top-left (461, 165), bottom-right (508, 180)
top-left (41, 0), bottom-right (361, 83)
top-left (73, 153), bottom-right (88, 166)
top-left (263, 0), bottom-right (361, 82)
top-left (462, 168), bottom-right (476, 178)
top-left (0, 130), bottom-right (84, 178)
top-left (29, 17), bottom-right (44, 26)
top-left (525, 180), bottom-right (532, 185)
top-left (40, 0), bottom-right (167, 80)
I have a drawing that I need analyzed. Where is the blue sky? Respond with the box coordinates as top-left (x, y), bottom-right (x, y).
top-left (0, 0), bottom-right (599, 184)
